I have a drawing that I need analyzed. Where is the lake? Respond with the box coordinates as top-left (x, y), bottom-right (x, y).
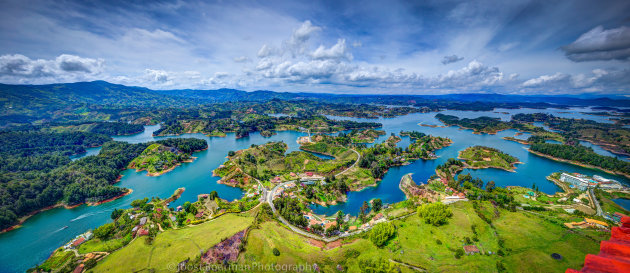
top-left (1, 108), bottom-right (629, 273)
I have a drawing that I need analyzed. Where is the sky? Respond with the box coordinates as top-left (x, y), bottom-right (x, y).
top-left (0, 0), bottom-right (629, 95)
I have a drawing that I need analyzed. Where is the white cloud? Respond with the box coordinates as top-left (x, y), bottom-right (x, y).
top-left (0, 54), bottom-right (103, 83)
top-left (311, 39), bottom-right (352, 61)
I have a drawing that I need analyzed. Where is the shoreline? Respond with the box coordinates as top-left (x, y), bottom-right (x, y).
top-left (135, 155), bottom-right (200, 177)
top-left (527, 149), bottom-right (630, 179)
top-left (1, 188), bottom-right (133, 234)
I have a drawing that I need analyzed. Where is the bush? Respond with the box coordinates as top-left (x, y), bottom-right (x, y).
top-left (93, 222), bottom-right (116, 240)
top-left (455, 248), bottom-right (464, 259)
top-left (272, 248), bottom-right (280, 256)
top-left (417, 202), bottom-right (453, 226)
top-left (358, 258), bottom-right (399, 273)
top-left (370, 222), bottom-right (396, 247)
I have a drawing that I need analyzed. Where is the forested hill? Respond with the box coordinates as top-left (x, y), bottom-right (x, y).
top-left (0, 134), bottom-right (208, 231)
top-left (3, 81), bottom-right (630, 111)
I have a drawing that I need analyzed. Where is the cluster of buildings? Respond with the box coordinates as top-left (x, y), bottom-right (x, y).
top-left (131, 216), bottom-right (149, 237)
top-left (560, 173), bottom-right (625, 191)
top-left (63, 231), bottom-right (93, 250)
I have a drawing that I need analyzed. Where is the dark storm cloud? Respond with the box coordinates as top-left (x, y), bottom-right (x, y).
top-left (562, 26), bottom-right (630, 62)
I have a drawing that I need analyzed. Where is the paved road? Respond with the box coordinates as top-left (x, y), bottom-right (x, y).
top-left (264, 149), bottom-right (367, 242)
top-left (589, 188), bottom-right (603, 216)
top-left (334, 148), bottom-right (360, 178)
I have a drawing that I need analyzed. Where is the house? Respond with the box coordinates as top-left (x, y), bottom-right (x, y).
top-left (176, 205), bottom-right (183, 212)
top-left (72, 237), bottom-right (86, 248)
top-left (195, 212), bottom-right (204, 219)
top-left (290, 172), bottom-right (297, 177)
top-left (305, 172), bottom-right (314, 177)
top-left (139, 216), bottom-right (147, 226)
top-left (310, 218), bottom-right (322, 227)
top-left (585, 218), bottom-right (609, 229)
top-left (72, 264), bottom-right (84, 273)
top-left (440, 178), bottom-right (448, 185)
top-left (137, 228), bottom-right (149, 237)
top-left (463, 245), bottom-right (480, 255)
top-left (348, 226), bottom-right (357, 231)
top-left (324, 221), bottom-right (337, 230)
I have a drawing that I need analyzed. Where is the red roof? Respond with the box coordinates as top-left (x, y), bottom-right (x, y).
top-left (137, 228), bottom-right (149, 236)
top-left (567, 216), bottom-right (630, 273)
top-left (463, 245), bottom-right (479, 254)
top-left (72, 237), bottom-right (85, 247)
top-left (72, 264), bottom-right (84, 273)
top-left (306, 172), bottom-right (314, 176)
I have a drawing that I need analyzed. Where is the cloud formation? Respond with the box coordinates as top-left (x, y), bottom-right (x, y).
top-left (441, 55), bottom-right (464, 65)
top-left (0, 0), bottom-right (629, 94)
top-left (562, 26), bottom-right (630, 62)
top-left (0, 54), bottom-right (103, 83)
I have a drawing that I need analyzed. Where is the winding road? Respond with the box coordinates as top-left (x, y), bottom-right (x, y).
top-left (264, 147), bottom-right (367, 242)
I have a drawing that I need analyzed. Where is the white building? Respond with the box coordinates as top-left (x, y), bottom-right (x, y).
top-left (560, 173), bottom-right (589, 191)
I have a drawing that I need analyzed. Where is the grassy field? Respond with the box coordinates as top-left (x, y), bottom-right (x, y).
top-left (91, 213), bottom-right (254, 273)
top-left (494, 209), bottom-right (601, 272)
top-left (239, 201), bottom-right (601, 273)
top-left (78, 235), bottom-right (131, 254)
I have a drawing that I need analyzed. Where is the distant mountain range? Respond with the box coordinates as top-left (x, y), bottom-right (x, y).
top-left (1, 80), bottom-right (629, 112)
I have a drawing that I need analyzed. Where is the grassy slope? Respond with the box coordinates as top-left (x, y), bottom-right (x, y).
top-left (92, 214), bottom-right (253, 273)
top-left (494, 210), bottom-right (601, 272)
top-left (241, 201), bottom-right (600, 273)
top-left (459, 146), bottom-right (518, 170)
top-left (129, 143), bottom-right (180, 174)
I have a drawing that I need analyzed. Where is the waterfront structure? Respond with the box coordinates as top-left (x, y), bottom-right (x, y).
top-left (560, 173), bottom-right (590, 191)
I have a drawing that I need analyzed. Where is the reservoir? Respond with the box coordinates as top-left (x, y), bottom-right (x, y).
top-left (1, 108), bottom-right (628, 272)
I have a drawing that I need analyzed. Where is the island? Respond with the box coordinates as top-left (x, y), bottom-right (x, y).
top-left (128, 140), bottom-right (205, 176)
top-left (458, 146), bottom-right (521, 172)
top-left (529, 143), bottom-right (630, 178)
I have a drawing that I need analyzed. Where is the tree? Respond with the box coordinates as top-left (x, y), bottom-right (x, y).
top-left (361, 201), bottom-right (369, 215)
top-left (372, 198), bottom-right (383, 212)
top-left (417, 203), bottom-right (453, 226)
top-left (486, 181), bottom-right (496, 192)
top-left (110, 208), bottom-right (124, 220)
top-left (93, 222), bottom-right (116, 240)
top-left (228, 151), bottom-right (236, 157)
top-left (208, 191), bottom-right (218, 200)
top-left (272, 248), bottom-right (280, 256)
top-left (131, 198), bottom-right (149, 208)
top-left (183, 201), bottom-right (192, 213)
top-left (369, 222), bottom-right (396, 247)
top-left (336, 211), bottom-right (345, 226)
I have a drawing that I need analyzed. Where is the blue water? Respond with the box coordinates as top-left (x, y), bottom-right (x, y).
top-left (1, 107), bottom-right (629, 272)
top-left (613, 198), bottom-right (630, 211)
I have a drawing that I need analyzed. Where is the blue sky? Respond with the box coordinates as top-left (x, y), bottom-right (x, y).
top-left (0, 0), bottom-right (629, 95)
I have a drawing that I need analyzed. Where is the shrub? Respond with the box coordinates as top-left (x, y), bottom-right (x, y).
top-left (455, 248), bottom-right (464, 259)
top-left (417, 202), bottom-right (453, 226)
top-left (370, 222), bottom-right (396, 247)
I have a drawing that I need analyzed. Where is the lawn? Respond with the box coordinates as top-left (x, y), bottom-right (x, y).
top-left (494, 209), bottom-right (601, 272)
top-left (78, 235), bottom-right (131, 254)
top-left (91, 213), bottom-right (254, 273)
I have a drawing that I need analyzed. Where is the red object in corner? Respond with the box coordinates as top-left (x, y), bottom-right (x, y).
top-left (567, 216), bottom-right (630, 273)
